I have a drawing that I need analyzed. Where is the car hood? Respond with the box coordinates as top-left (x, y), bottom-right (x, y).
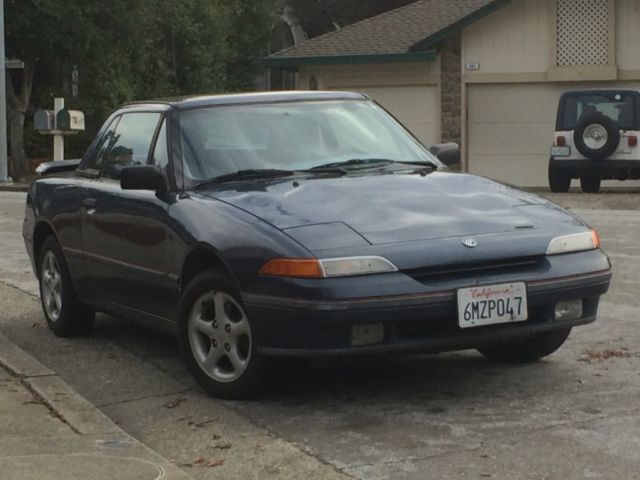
top-left (201, 172), bottom-right (582, 246)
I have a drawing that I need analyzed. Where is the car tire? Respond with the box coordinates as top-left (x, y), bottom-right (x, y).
top-left (548, 159), bottom-right (571, 193)
top-left (574, 113), bottom-right (620, 160)
top-left (580, 175), bottom-right (601, 193)
top-left (38, 236), bottom-right (95, 337)
top-left (178, 270), bottom-right (268, 399)
top-left (477, 328), bottom-right (572, 364)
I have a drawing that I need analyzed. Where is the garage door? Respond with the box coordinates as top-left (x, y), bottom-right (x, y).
top-left (467, 83), bottom-right (564, 187)
top-left (336, 85), bottom-right (440, 147)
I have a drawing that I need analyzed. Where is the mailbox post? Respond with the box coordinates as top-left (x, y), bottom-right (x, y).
top-left (53, 98), bottom-right (65, 161)
top-left (34, 98), bottom-right (85, 161)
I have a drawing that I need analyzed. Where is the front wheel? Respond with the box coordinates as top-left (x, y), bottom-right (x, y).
top-left (178, 271), bottom-right (267, 399)
top-left (580, 175), bottom-right (601, 193)
top-left (38, 236), bottom-right (94, 336)
top-left (477, 328), bottom-right (572, 363)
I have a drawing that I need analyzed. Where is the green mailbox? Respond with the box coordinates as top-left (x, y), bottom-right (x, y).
top-left (56, 109), bottom-right (85, 131)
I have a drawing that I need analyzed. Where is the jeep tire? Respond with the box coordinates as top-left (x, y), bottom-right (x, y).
top-left (548, 158), bottom-right (571, 193)
top-left (580, 174), bottom-right (601, 193)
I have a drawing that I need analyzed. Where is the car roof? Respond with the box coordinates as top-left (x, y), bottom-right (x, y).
top-left (121, 91), bottom-right (371, 110)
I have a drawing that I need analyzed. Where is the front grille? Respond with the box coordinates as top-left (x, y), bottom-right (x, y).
top-left (404, 256), bottom-right (543, 285)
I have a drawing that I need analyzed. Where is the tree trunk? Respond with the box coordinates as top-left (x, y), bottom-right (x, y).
top-left (6, 61), bottom-right (34, 180)
top-left (8, 110), bottom-right (26, 178)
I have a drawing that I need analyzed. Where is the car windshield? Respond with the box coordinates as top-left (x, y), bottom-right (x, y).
top-left (559, 92), bottom-right (636, 131)
top-left (179, 100), bottom-right (438, 184)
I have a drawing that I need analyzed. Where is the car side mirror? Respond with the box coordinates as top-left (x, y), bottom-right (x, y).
top-left (429, 143), bottom-right (461, 167)
top-left (120, 165), bottom-right (166, 191)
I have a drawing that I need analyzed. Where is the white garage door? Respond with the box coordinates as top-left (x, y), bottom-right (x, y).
top-left (467, 83), bottom-right (563, 187)
top-left (341, 85), bottom-right (440, 147)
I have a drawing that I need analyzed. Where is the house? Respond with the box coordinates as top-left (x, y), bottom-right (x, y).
top-left (264, 0), bottom-right (640, 187)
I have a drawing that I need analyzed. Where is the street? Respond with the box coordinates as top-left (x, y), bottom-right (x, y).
top-left (1, 190), bottom-right (639, 480)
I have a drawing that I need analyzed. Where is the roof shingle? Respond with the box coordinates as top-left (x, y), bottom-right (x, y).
top-left (268, 0), bottom-right (503, 60)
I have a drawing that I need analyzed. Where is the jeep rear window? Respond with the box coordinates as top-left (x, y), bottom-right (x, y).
top-left (559, 92), bottom-right (636, 131)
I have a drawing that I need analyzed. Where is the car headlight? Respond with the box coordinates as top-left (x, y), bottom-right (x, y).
top-left (259, 256), bottom-right (398, 278)
top-left (546, 230), bottom-right (600, 255)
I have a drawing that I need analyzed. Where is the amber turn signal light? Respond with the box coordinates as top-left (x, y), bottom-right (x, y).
top-left (259, 259), bottom-right (324, 278)
top-left (591, 229), bottom-right (601, 249)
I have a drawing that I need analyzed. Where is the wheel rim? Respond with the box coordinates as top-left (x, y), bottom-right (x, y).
top-left (188, 291), bottom-right (252, 383)
top-left (583, 124), bottom-right (608, 150)
top-left (40, 251), bottom-right (63, 322)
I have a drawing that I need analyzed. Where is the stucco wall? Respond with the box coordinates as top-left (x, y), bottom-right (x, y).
top-left (463, 0), bottom-right (552, 77)
top-left (616, 0), bottom-right (640, 72)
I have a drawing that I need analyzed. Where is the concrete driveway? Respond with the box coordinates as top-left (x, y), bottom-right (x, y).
top-left (1, 190), bottom-right (639, 480)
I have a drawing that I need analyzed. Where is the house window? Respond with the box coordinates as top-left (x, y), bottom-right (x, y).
top-left (556, 0), bottom-right (609, 66)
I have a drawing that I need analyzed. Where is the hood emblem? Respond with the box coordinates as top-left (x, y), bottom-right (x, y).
top-left (462, 239), bottom-right (478, 248)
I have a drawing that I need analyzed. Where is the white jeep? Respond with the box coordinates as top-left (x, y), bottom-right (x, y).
top-left (549, 89), bottom-right (640, 193)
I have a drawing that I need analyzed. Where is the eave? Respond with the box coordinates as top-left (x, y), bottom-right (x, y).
top-left (262, 50), bottom-right (438, 72)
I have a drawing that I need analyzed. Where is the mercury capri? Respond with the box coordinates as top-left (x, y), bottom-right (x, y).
top-left (23, 92), bottom-right (612, 398)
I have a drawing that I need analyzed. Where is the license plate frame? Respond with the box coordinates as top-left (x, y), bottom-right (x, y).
top-left (457, 282), bottom-right (528, 329)
top-left (551, 146), bottom-right (571, 156)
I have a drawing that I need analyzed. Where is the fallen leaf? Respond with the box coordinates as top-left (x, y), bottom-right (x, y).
top-left (579, 349), bottom-right (635, 363)
top-left (164, 397), bottom-right (187, 409)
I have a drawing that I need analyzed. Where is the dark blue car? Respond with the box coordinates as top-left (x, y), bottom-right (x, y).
top-left (23, 92), bottom-right (612, 398)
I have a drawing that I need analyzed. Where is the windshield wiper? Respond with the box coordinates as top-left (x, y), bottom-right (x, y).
top-left (194, 169), bottom-right (295, 188)
top-left (309, 158), bottom-right (437, 171)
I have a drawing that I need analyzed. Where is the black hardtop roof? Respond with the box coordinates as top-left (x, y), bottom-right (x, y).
top-left (121, 91), bottom-right (370, 110)
top-left (561, 89), bottom-right (640, 97)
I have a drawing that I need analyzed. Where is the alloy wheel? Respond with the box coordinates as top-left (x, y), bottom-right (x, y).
top-left (187, 291), bottom-right (252, 383)
top-left (41, 251), bottom-right (63, 322)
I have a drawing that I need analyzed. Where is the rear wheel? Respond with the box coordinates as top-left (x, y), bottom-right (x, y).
top-left (179, 270), bottom-right (267, 399)
top-left (548, 161), bottom-right (571, 193)
top-left (580, 175), bottom-right (601, 193)
top-left (38, 236), bottom-right (94, 336)
top-left (477, 328), bottom-right (572, 363)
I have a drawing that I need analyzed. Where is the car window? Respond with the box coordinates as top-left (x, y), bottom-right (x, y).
top-left (97, 112), bottom-right (162, 180)
top-left (560, 93), bottom-right (636, 130)
top-left (82, 116), bottom-right (121, 172)
top-left (151, 119), bottom-right (169, 170)
top-left (179, 101), bottom-right (434, 183)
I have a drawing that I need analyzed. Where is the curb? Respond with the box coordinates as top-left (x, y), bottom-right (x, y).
top-left (0, 331), bottom-right (194, 479)
top-left (0, 184), bottom-right (29, 193)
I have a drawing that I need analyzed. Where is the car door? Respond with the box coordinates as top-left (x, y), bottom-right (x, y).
top-left (81, 110), bottom-right (176, 321)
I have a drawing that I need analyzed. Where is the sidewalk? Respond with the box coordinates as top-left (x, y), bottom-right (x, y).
top-left (0, 332), bottom-right (193, 480)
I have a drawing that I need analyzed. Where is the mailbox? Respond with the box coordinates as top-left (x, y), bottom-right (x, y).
top-left (56, 109), bottom-right (85, 131)
top-left (34, 109), bottom-right (55, 131)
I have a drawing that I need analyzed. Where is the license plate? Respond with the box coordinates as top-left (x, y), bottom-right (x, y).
top-left (457, 283), bottom-right (528, 329)
top-left (551, 146), bottom-right (571, 156)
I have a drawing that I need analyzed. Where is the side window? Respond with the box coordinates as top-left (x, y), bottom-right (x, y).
top-left (99, 112), bottom-right (161, 180)
top-left (151, 119), bottom-right (169, 170)
top-left (83, 116), bottom-right (121, 172)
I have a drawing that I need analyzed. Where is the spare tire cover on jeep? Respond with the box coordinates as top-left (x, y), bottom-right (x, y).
top-left (573, 112), bottom-right (620, 160)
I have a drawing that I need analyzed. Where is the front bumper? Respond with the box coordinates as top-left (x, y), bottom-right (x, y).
top-left (243, 253), bottom-right (612, 357)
